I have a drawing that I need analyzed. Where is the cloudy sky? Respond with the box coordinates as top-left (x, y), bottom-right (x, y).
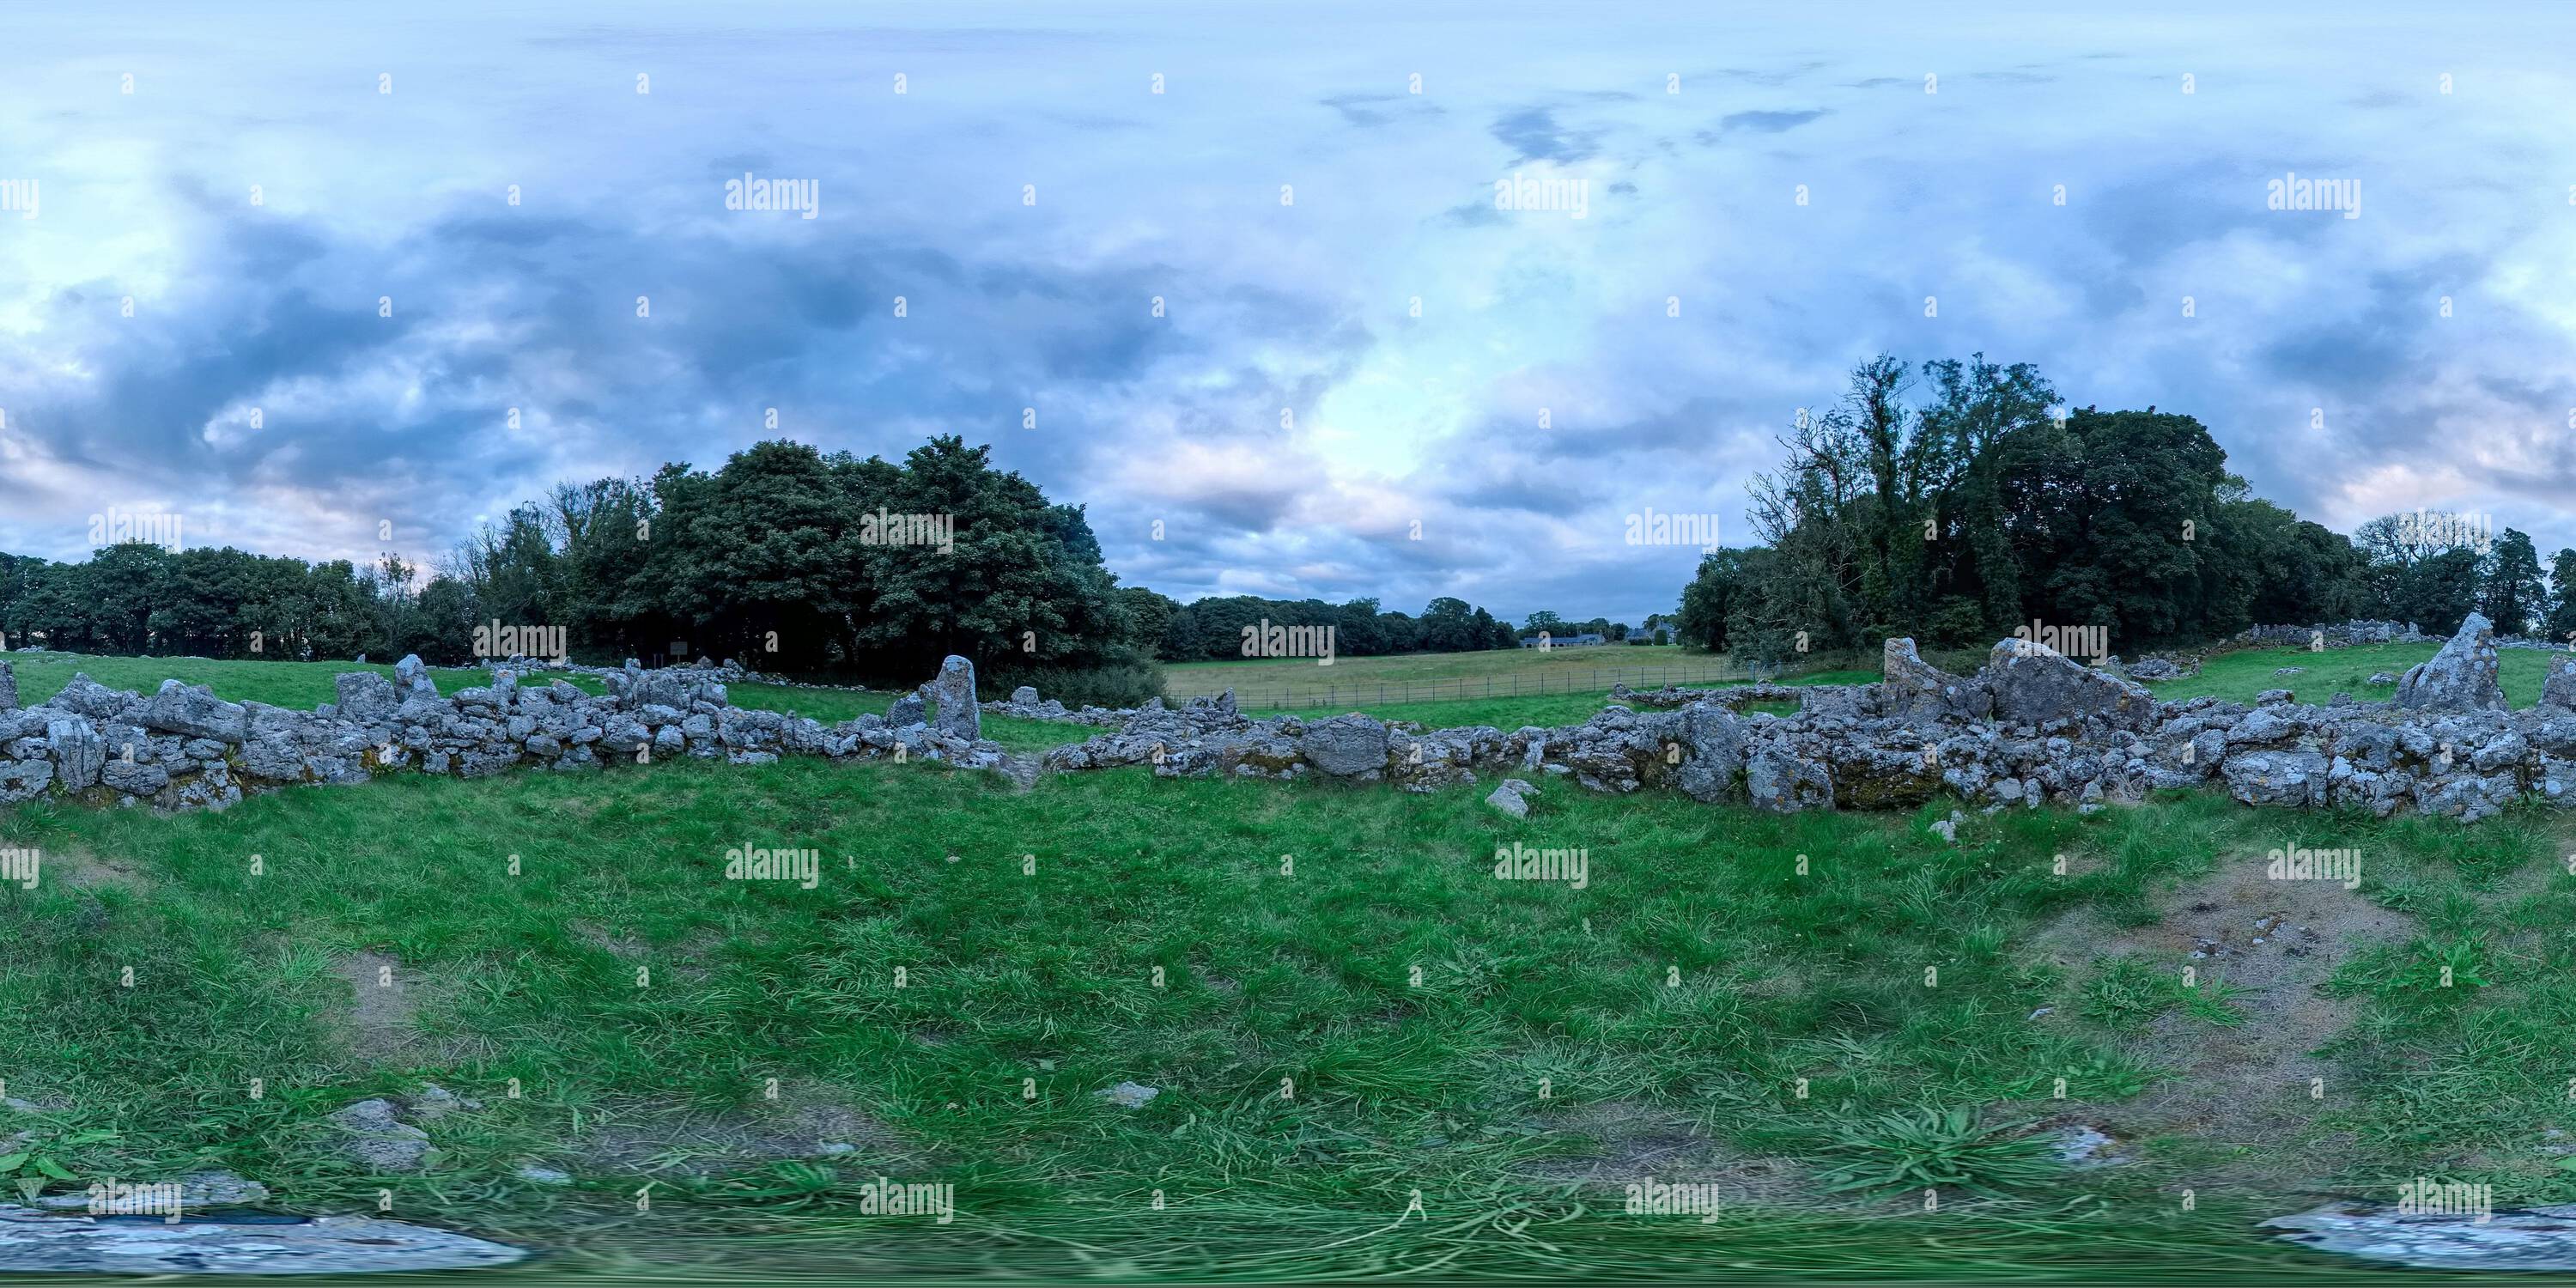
top-left (5, 1), bottom-right (2574, 624)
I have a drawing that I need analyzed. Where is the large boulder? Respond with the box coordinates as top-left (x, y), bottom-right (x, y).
top-left (1300, 713), bottom-right (1390, 777)
top-left (925, 654), bottom-right (981, 740)
top-left (138, 679), bottom-right (249, 744)
top-left (2394, 613), bottom-right (2507, 713)
top-left (335, 671), bottom-right (401, 723)
top-left (885, 691), bottom-right (926, 726)
top-left (1984, 639), bottom-right (2157, 731)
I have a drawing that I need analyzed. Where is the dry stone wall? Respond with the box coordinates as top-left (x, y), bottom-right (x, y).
top-left (6, 615), bottom-right (2575, 825)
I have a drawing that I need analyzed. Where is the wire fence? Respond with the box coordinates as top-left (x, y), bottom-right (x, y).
top-left (1163, 659), bottom-right (1795, 711)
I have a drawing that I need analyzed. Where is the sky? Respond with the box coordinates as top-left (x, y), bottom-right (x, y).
top-left (3, 1), bottom-right (2574, 626)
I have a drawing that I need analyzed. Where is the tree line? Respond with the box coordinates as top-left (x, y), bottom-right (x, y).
top-left (0, 435), bottom-right (1531, 704)
top-left (1677, 354), bottom-right (2576, 661)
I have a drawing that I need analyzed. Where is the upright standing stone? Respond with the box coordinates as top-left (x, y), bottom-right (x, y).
top-left (2394, 613), bottom-right (2508, 713)
top-left (0, 659), bottom-right (15, 711)
top-left (2543, 653), bottom-right (2576, 712)
top-left (886, 691), bottom-right (926, 726)
top-left (393, 653), bottom-right (439, 702)
top-left (924, 655), bottom-right (981, 740)
top-left (47, 717), bottom-right (105, 789)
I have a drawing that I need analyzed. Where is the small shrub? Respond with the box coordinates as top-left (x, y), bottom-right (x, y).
top-left (1817, 1106), bottom-right (2062, 1197)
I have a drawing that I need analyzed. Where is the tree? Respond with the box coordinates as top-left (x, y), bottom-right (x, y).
top-left (2479, 528), bottom-right (2546, 635)
top-left (2546, 548), bottom-right (2576, 645)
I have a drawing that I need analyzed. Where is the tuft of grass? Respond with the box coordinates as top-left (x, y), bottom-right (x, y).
top-left (1815, 1106), bottom-right (2063, 1198)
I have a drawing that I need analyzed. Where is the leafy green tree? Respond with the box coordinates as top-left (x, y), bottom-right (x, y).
top-left (2479, 528), bottom-right (2547, 635)
top-left (2546, 548), bottom-right (2576, 645)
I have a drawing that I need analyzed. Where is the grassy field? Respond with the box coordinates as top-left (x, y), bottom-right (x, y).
top-left (2139, 642), bottom-right (2563, 708)
top-left (6, 638), bottom-right (2576, 1278)
top-left (1163, 643), bottom-right (1742, 702)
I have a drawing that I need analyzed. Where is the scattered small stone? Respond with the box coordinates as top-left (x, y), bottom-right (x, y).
top-left (2368, 671), bottom-right (2400, 686)
top-left (2027, 1006), bottom-right (2054, 1020)
top-left (328, 1098), bottom-right (431, 1173)
top-left (1096, 1081), bottom-right (1160, 1109)
top-left (514, 1165), bottom-right (573, 1186)
top-left (817, 1142), bottom-right (858, 1156)
top-left (2274, 666), bottom-right (2306, 677)
top-left (2052, 1124), bottom-right (2117, 1165)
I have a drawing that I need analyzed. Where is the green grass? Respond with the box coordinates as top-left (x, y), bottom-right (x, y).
top-left (2142, 642), bottom-right (2563, 709)
top-left (3, 735), bottom-right (2573, 1278)
top-left (1166, 642), bottom-right (1710, 690)
top-left (0, 650), bottom-right (589, 709)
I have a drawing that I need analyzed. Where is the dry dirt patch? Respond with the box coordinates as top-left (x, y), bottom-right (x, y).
top-left (2034, 862), bottom-right (2414, 1182)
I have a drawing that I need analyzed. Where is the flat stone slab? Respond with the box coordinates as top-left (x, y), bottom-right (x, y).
top-left (0, 1208), bottom-right (527, 1274)
top-left (2268, 1201), bottom-right (2576, 1271)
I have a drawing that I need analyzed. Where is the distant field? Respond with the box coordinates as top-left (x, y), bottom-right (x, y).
top-left (2142, 642), bottom-right (2565, 709)
top-left (1165, 643), bottom-right (1763, 706)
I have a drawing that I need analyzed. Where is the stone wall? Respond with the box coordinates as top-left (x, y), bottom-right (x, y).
top-left (1035, 616), bottom-right (2576, 824)
top-left (0, 655), bottom-right (1009, 812)
top-left (7, 620), bottom-right (2575, 825)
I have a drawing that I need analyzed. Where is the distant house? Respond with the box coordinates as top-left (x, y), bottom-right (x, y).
top-left (1517, 633), bottom-right (1607, 648)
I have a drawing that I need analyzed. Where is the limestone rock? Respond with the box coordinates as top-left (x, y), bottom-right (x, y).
top-left (0, 660), bottom-right (14, 711)
top-left (333, 671), bottom-right (400, 723)
top-left (2268, 1200), bottom-right (2576, 1272)
top-left (2544, 653), bottom-right (2576, 711)
top-left (0, 1210), bottom-right (526, 1273)
top-left (2394, 613), bottom-right (2508, 713)
top-left (1984, 639), bottom-right (2158, 731)
top-left (886, 692), bottom-right (926, 726)
top-left (328, 1097), bottom-right (431, 1172)
top-left (1300, 714), bottom-right (1390, 777)
top-left (1095, 1081), bottom-right (1160, 1109)
top-left (138, 679), bottom-right (248, 744)
top-left (46, 719), bottom-right (104, 790)
top-left (1485, 777), bottom-right (1537, 817)
top-left (924, 655), bottom-right (981, 740)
